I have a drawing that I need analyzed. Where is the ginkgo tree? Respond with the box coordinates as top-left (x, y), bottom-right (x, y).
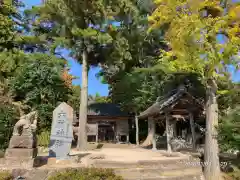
top-left (148, 0), bottom-right (240, 180)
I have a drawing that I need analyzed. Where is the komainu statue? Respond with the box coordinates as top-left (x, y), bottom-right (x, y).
top-left (13, 111), bottom-right (38, 136)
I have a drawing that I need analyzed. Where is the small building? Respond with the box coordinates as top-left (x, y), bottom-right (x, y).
top-left (73, 102), bottom-right (131, 143)
top-left (137, 85), bottom-right (205, 152)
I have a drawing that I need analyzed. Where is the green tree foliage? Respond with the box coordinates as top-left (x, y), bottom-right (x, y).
top-left (68, 85), bottom-right (81, 113)
top-left (93, 93), bottom-right (112, 103)
top-left (0, 103), bottom-right (18, 149)
top-left (0, 0), bottom-right (27, 150)
top-left (0, 0), bottom-right (24, 50)
top-left (218, 82), bottom-right (240, 152)
top-left (0, 0), bottom-right (77, 150)
top-left (219, 106), bottom-right (240, 152)
top-left (99, 4), bottom-right (169, 113)
top-left (10, 53), bottom-right (71, 131)
top-left (218, 81), bottom-right (240, 115)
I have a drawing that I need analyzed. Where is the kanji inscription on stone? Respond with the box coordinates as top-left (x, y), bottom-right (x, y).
top-left (49, 102), bottom-right (73, 160)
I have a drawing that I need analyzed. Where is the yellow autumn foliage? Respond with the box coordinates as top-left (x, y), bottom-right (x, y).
top-left (149, 0), bottom-right (240, 80)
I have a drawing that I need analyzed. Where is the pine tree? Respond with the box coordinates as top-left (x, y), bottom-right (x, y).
top-left (33, 0), bottom-right (138, 150)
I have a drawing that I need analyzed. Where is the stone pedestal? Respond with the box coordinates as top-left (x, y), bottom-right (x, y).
top-left (8, 135), bottom-right (37, 149)
top-left (3, 148), bottom-right (38, 169)
top-left (5, 148), bottom-right (38, 159)
top-left (0, 158), bottom-right (36, 169)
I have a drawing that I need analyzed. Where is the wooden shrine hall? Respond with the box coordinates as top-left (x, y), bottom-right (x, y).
top-left (137, 85), bottom-right (204, 152)
top-left (73, 102), bottom-right (131, 143)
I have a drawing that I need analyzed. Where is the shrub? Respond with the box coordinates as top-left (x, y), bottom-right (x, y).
top-left (223, 167), bottom-right (240, 180)
top-left (0, 171), bottom-right (13, 180)
top-left (219, 107), bottom-right (240, 152)
top-left (37, 130), bottom-right (50, 147)
top-left (0, 103), bottom-right (18, 150)
top-left (48, 168), bottom-right (123, 180)
top-left (0, 150), bottom-right (4, 158)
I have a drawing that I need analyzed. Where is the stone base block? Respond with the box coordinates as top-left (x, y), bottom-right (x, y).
top-left (9, 135), bottom-right (37, 148)
top-left (5, 148), bottom-right (38, 159)
top-left (47, 157), bottom-right (72, 165)
top-left (0, 158), bottom-right (35, 169)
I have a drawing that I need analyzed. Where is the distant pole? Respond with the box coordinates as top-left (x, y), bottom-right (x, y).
top-left (135, 114), bottom-right (139, 146)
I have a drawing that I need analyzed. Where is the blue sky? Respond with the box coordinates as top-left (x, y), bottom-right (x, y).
top-left (23, 0), bottom-right (240, 96)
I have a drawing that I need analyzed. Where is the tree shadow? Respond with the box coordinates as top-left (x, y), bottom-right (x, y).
top-left (33, 151), bottom-right (91, 167)
top-left (33, 156), bottom-right (48, 168)
top-left (70, 153), bottom-right (91, 163)
top-left (96, 144), bottom-right (103, 149)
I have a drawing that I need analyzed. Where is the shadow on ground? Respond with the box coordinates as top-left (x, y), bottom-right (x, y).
top-left (33, 153), bottom-right (91, 167)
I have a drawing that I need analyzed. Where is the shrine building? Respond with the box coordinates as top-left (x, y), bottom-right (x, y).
top-left (73, 102), bottom-right (131, 143)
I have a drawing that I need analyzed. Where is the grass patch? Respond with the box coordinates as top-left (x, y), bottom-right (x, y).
top-left (48, 168), bottom-right (123, 180)
top-left (37, 130), bottom-right (50, 147)
top-left (223, 166), bottom-right (240, 180)
top-left (0, 171), bottom-right (13, 180)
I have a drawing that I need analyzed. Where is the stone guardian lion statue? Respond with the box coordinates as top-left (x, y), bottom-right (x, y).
top-left (13, 111), bottom-right (38, 136)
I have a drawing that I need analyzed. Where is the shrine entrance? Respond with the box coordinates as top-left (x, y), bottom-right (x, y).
top-left (98, 122), bottom-right (115, 142)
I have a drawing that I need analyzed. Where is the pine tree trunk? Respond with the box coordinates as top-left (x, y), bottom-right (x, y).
top-left (141, 118), bottom-right (154, 147)
top-left (204, 79), bottom-right (221, 180)
top-left (77, 50), bottom-right (88, 151)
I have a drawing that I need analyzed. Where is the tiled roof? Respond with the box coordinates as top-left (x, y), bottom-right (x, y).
top-left (138, 85), bottom-right (203, 119)
top-left (87, 103), bottom-right (128, 116)
top-left (73, 103), bottom-right (129, 123)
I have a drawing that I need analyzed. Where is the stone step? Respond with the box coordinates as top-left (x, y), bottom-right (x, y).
top-left (115, 168), bottom-right (203, 180)
top-left (93, 158), bottom-right (202, 170)
top-left (9, 166), bottom-right (204, 180)
top-left (134, 174), bottom-right (204, 180)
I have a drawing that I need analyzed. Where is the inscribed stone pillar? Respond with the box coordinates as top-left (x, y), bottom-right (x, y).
top-left (49, 102), bottom-right (73, 160)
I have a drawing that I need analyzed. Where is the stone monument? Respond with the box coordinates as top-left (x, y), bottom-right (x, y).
top-left (4, 111), bottom-right (38, 167)
top-left (49, 102), bottom-right (73, 161)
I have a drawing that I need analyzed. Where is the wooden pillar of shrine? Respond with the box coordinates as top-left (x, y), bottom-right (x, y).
top-left (152, 118), bottom-right (157, 150)
top-left (127, 134), bottom-right (129, 143)
top-left (166, 114), bottom-right (172, 153)
top-left (96, 122), bottom-right (99, 143)
top-left (173, 120), bottom-right (177, 137)
top-left (189, 112), bottom-right (196, 150)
